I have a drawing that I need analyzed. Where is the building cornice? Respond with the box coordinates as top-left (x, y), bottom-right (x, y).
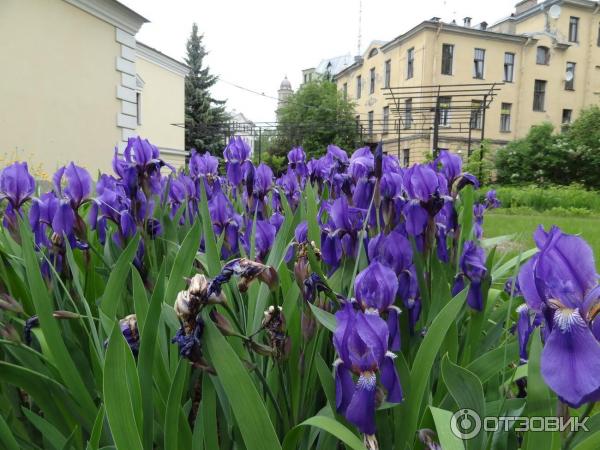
top-left (382, 21), bottom-right (527, 54)
top-left (493, 0), bottom-right (599, 28)
top-left (136, 42), bottom-right (189, 77)
top-left (63, 0), bottom-right (148, 34)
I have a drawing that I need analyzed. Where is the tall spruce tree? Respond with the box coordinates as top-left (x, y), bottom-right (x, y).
top-left (184, 23), bottom-right (228, 153)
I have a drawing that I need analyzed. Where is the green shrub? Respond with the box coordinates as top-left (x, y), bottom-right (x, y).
top-left (494, 107), bottom-right (600, 188)
top-left (482, 184), bottom-right (600, 213)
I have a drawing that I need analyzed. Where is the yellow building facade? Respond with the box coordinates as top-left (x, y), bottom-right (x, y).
top-left (0, 0), bottom-right (187, 176)
top-left (333, 0), bottom-right (600, 165)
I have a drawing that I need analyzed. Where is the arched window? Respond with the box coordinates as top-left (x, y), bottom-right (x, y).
top-left (368, 48), bottom-right (379, 58)
top-left (536, 46), bottom-right (550, 65)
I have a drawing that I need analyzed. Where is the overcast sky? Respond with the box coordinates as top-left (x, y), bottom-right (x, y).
top-left (121, 0), bottom-right (518, 122)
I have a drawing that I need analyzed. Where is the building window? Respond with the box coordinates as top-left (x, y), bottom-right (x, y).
top-left (438, 96), bottom-right (451, 126)
top-left (136, 92), bottom-right (142, 125)
top-left (470, 100), bottom-right (483, 129)
top-left (369, 67), bottom-right (376, 94)
top-left (407, 48), bottom-right (414, 79)
top-left (383, 106), bottom-right (390, 134)
top-left (368, 111), bottom-right (374, 136)
top-left (500, 103), bottom-right (512, 132)
top-left (403, 149), bottom-right (410, 167)
top-left (533, 80), bottom-right (547, 111)
top-left (384, 60), bottom-right (391, 88)
top-left (303, 73), bottom-right (308, 84)
top-left (473, 48), bottom-right (485, 79)
top-left (441, 44), bottom-right (454, 75)
top-left (343, 83), bottom-right (348, 99)
top-left (562, 109), bottom-right (573, 131)
top-left (404, 98), bottom-right (413, 129)
top-left (565, 62), bottom-right (576, 90)
top-left (569, 16), bottom-right (579, 42)
top-left (536, 46), bottom-right (550, 65)
top-left (597, 22), bottom-right (600, 46)
top-left (356, 75), bottom-right (362, 99)
top-left (504, 52), bottom-right (515, 82)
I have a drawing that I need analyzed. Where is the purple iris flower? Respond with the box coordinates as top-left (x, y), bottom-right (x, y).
top-left (29, 192), bottom-right (60, 246)
top-left (189, 149), bottom-right (219, 179)
top-left (368, 231), bottom-right (412, 276)
top-left (308, 154), bottom-right (335, 184)
top-left (517, 226), bottom-right (600, 407)
top-left (208, 189), bottom-right (242, 259)
top-left (402, 164), bottom-right (446, 236)
top-left (355, 261), bottom-right (402, 350)
top-left (326, 144), bottom-right (349, 173)
top-left (115, 137), bottom-right (173, 196)
top-left (436, 150), bottom-right (462, 184)
top-left (254, 163), bottom-right (273, 200)
top-left (349, 147), bottom-right (374, 181)
top-left (473, 203), bottom-right (485, 240)
top-left (454, 241), bottom-right (488, 311)
top-left (515, 304), bottom-right (542, 363)
top-left (168, 175), bottom-right (188, 219)
top-left (434, 201), bottom-right (457, 262)
top-left (380, 173), bottom-right (405, 229)
top-left (485, 190), bottom-right (501, 209)
top-left (368, 231), bottom-right (420, 333)
top-left (223, 136), bottom-right (252, 187)
top-left (287, 147), bottom-right (308, 178)
top-left (504, 276), bottom-right (522, 297)
top-left (383, 155), bottom-right (402, 174)
top-left (321, 197), bottom-right (365, 269)
top-left (403, 164), bottom-right (441, 203)
top-left (275, 170), bottom-right (301, 211)
top-left (53, 162), bottom-right (92, 209)
top-left (0, 162), bottom-right (36, 231)
top-left (0, 161), bottom-right (36, 209)
top-left (352, 178), bottom-right (375, 210)
top-left (435, 150), bottom-right (479, 191)
top-left (242, 219), bottom-right (276, 262)
top-left (333, 303), bottom-right (403, 436)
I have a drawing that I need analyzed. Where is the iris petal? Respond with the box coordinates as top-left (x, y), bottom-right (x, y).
top-left (541, 308), bottom-right (600, 407)
top-left (346, 372), bottom-right (377, 435)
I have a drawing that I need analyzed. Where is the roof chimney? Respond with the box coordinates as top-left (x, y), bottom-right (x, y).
top-left (479, 21), bottom-right (488, 30)
top-left (515, 0), bottom-right (538, 15)
top-left (463, 17), bottom-right (472, 27)
top-left (431, 17), bottom-right (441, 22)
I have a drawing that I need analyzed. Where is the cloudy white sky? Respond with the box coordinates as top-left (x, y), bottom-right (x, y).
top-left (121, 0), bottom-right (518, 122)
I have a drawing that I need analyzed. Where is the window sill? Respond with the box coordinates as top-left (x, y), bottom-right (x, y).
top-left (473, 77), bottom-right (485, 80)
top-left (503, 80), bottom-right (514, 84)
top-left (565, 88), bottom-right (575, 92)
top-left (500, 129), bottom-right (511, 133)
top-left (533, 110), bottom-right (546, 113)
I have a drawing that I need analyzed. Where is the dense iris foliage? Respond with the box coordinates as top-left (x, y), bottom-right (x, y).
top-left (0, 137), bottom-right (599, 450)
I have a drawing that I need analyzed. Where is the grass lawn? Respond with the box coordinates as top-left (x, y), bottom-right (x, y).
top-left (484, 212), bottom-right (600, 268)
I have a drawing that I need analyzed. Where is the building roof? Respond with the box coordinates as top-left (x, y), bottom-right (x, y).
top-left (136, 41), bottom-right (189, 76)
top-left (314, 54), bottom-right (355, 77)
top-left (64, 0), bottom-right (149, 34)
top-left (491, 0), bottom-right (599, 29)
top-left (280, 76), bottom-right (292, 90)
top-left (333, 18), bottom-right (528, 80)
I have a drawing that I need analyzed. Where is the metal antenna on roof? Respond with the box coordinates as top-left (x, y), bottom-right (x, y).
top-left (357, 0), bottom-right (362, 55)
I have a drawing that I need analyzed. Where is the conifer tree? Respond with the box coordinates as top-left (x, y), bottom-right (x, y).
top-left (184, 23), bottom-right (228, 153)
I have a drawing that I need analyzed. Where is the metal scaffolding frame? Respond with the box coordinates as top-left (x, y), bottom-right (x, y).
top-left (383, 82), bottom-right (503, 160)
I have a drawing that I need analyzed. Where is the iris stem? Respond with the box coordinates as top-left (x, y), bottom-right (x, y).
top-left (562, 402), bottom-right (595, 450)
top-left (248, 359), bottom-right (286, 427)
